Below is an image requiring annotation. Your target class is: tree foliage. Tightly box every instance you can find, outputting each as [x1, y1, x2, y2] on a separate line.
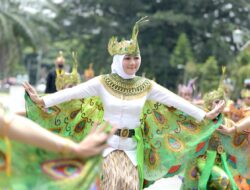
[2, 0, 250, 97]
[200, 56, 219, 93]
[0, 0, 58, 78]
[170, 33, 193, 67]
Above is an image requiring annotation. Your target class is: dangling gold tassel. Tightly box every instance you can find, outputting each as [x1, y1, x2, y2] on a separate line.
[3, 116, 12, 176]
[4, 135, 11, 176]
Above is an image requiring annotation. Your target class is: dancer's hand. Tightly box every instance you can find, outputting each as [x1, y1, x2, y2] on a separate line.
[217, 124, 234, 135]
[205, 100, 225, 119]
[73, 121, 117, 158]
[23, 82, 44, 107]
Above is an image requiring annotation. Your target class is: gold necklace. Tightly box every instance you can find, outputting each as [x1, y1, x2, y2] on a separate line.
[100, 74, 152, 100]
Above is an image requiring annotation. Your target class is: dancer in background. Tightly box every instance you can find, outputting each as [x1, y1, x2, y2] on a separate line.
[181, 85, 238, 190]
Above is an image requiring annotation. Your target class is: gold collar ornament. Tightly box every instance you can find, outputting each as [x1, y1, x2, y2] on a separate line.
[100, 74, 152, 100]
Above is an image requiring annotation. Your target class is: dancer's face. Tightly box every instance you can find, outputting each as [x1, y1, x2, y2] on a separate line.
[211, 99, 221, 109]
[180, 92, 192, 101]
[122, 55, 141, 75]
[231, 113, 241, 122]
[55, 58, 64, 69]
[244, 97, 250, 106]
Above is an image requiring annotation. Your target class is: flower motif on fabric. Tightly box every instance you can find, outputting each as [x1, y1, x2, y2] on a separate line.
[49, 127, 62, 134]
[46, 106, 61, 116]
[177, 120, 200, 134]
[74, 119, 87, 133]
[233, 133, 247, 147]
[189, 166, 199, 179]
[167, 164, 182, 175]
[144, 149, 160, 170]
[164, 135, 184, 152]
[70, 109, 81, 119]
[153, 110, 167, 125]
[144, 121, 150, 136]
[195, 141, 207, 153]
[41, 159, 83, 180]
[165, 106, 176, 112]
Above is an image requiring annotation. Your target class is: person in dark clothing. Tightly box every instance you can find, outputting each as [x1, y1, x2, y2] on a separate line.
[45, 52, 65, 93]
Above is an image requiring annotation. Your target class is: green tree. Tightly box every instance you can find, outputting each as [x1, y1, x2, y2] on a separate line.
[231, 50, 250, 98]
[3, 0, 248, 88]
[51, 0, 250, 90]
[170, 33, 193, 67]
[169, 33, 194, 86]
[0, 0, 58, 78]
[200, 56, 219, 93]
[53, 0, 147, 75]
[183, 61, 199, 84]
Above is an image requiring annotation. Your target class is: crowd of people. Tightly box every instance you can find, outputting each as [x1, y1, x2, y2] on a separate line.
[0, 17, 249, 190]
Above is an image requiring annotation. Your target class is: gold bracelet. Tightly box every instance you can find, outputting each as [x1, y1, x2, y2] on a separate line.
[37, 100, 45, 109]
[60, 138, 75, 155]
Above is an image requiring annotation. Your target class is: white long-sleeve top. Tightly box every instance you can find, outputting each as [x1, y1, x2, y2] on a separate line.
[43, 75, 206, 165]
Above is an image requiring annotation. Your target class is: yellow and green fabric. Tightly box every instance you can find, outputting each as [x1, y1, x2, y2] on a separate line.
[0, 94, 223, 190]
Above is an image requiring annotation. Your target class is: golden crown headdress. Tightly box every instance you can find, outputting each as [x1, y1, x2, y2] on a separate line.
[108, 16, 149, 56]
[55, 51, 65, 63]
[55, 52, 80, 91]
[203, 67, 227, 110]
[241, 89, 250, 98]
[84, 63, 95, 80]
[228, 104, 245, 120]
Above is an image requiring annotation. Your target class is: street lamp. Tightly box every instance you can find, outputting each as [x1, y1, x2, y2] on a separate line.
[232, 28, 243, 50]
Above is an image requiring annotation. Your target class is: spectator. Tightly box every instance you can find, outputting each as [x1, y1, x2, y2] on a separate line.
[45, 51, 65, 93]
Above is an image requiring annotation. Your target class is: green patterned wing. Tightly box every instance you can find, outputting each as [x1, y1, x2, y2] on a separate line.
[0, 94, 104, 190]
[219, 131, 250, 179]
[25, 93, 104, 142]
[142, 100, 222, 181]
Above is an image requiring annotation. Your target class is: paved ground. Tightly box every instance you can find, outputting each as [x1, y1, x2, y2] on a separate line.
[145, 176, 182, 190]
[0, 86, 183, 190]
[0, 86, 25, 112]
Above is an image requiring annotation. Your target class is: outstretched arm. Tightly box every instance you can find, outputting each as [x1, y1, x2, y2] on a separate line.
[0, 113, 116, 158]
[218, 116, 250, 135]
[237, 116, 250, 131]
[147, 82, 225, 121]
[23, 76, 100, 108]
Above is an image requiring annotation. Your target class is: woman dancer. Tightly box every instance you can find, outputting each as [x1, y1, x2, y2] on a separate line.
[24, 17, 225, 190]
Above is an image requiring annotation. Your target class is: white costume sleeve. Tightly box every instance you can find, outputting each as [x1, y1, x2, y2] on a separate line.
[147, 81, 206, 121]
[42, 77, 100, 108]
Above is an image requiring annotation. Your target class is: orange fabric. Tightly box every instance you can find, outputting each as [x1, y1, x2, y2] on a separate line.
[234, 175, 250, 190]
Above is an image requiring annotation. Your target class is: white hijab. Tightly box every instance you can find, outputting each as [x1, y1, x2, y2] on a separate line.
[111, 55, 136, 79]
